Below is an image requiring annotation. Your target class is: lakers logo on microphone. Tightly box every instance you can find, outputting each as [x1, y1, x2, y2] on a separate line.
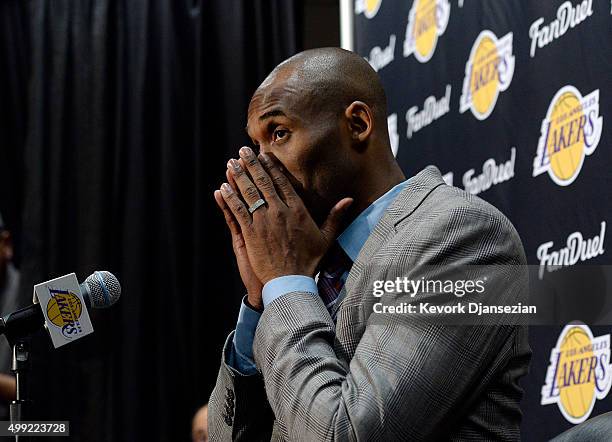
[403, 0, 450, 63]
[541, 324, 612, 424]
[460, 30, 514, 120]
[46, 289, 84, 338]
[355, 0, 383, 19]
[533, 86, 602, 186]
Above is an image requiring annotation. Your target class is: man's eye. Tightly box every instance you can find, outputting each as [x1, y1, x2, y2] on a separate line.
[273, 129, 288, 142]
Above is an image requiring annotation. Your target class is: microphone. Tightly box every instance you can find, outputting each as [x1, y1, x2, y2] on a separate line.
[0, 271, 121, 343]
[79, 270, 122, 310]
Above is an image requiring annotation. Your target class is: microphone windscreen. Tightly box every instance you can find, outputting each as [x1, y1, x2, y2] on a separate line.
[83, 271, 121, 308]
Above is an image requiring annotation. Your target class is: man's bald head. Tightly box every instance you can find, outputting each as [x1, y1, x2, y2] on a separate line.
[245, 47, 402, 225]
[258, 47, 388, 124]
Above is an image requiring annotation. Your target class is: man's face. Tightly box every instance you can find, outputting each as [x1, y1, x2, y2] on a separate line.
[246, 68, 356, 224]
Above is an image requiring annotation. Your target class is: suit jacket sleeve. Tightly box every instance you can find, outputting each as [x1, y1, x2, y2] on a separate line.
[208, 331, 274, 441]
[252, 204, 528, 441]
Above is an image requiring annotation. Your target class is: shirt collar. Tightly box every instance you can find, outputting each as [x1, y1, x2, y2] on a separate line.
[337, 180, 408, 262]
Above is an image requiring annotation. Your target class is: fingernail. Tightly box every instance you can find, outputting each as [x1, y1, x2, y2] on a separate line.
[228, 159, 241, 172]
[259, 153, 271, 166]
[239, 146, 254, 158]
[221, 183, 233, 194]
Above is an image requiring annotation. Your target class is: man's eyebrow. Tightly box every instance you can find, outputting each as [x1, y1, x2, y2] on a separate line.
[245, 109, 288, 133]
[259, 109, 286, 121]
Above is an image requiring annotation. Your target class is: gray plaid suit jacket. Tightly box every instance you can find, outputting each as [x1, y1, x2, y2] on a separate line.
[209, 165, 531, 441]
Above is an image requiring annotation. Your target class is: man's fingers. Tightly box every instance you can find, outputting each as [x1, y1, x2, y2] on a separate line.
[214, 190, 242, 237]
[227, 146, 279, 208]
[237, 147, 279, 202]
[220, 183, 252, 226]
[320, 198, 354, 243]
[259, 152, 299, 204]
[215, 190, 249, 257]
[226, 168, 243, 202]
[227, 157, 263, 207]
[226, 168, 236, 190]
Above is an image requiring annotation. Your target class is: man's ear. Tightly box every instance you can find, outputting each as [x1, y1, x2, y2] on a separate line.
[344, 101, 373, 144]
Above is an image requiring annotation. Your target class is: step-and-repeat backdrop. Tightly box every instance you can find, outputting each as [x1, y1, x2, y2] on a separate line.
[351, 0, 612, 439]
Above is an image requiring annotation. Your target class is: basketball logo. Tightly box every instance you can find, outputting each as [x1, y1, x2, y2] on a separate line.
[46, 290, 84, 338]
[355, 0, 383, 19]
[541, 324, 612, 424]
[459, 30, 514, 120]
[533, 86, 602, 186]
[403, 0, 450, 63]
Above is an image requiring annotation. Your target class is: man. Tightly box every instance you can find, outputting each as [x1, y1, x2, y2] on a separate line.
[209, 48, 530, 441]
[0, 212, 18, 416]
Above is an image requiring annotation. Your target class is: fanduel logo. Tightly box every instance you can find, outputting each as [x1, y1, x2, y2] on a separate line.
[365, 34, 396, 72]
[463, 147, 515, 195]
[537, 222, 606, 280]
[529, 0, 594, 58]
[406, 85, 451, 139]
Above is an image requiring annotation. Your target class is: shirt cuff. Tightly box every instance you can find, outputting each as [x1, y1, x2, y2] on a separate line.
[227, 296, 262, 375]
[262, 275, 318, 307]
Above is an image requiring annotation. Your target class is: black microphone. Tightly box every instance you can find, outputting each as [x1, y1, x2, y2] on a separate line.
[0, 271, 121, 342]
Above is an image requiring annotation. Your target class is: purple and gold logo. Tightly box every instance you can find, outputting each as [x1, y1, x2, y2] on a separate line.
[355, 0, 383, 19]
[459, 30, 514, 120]
[542, 324, 612, 424]
[403, 0, 450, 63]
[46, 289, 84, 339]
[533, 86, 602, 186]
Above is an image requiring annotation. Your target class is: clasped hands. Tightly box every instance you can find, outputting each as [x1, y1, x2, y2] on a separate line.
[213, 147, 352, 310]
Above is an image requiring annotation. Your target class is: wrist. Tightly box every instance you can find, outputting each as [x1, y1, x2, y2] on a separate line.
[260, 269, 316, 286]
[245, 294, 263, 312]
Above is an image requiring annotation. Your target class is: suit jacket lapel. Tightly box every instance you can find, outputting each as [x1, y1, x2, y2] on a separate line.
[329, 165, 446, 319]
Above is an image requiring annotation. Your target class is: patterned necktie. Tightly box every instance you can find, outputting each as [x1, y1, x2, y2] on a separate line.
[317, 242, 353, 315]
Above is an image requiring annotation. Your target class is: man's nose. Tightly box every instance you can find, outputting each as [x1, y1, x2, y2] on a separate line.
[258, 144, 272, 156]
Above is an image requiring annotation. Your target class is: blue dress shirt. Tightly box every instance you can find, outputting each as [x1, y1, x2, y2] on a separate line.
[228, 180, 408, 374]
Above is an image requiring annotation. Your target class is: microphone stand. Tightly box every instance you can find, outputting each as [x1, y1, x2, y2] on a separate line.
[0, 308, 38, 442]
[10, 338, 31, 442]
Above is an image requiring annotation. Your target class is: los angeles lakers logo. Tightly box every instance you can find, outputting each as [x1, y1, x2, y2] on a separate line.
[46, 289, 84, 338]
[541, 324, 612, 424]
[354, 0, 383, 19]
[403, 0, 450, 63]
[459, 30, 514, 120]
[533, 86, 602, 186]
